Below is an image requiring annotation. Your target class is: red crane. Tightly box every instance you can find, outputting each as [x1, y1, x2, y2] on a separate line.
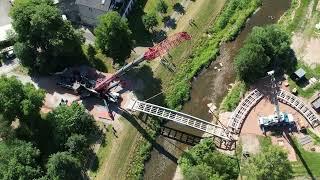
[94, 32, 191, 92]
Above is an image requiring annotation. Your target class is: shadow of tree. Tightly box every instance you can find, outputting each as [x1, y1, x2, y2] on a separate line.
[173, 3, 185, 14]
[121, 111, 178, 163]
[284, 132, 316, 180]
[164, 17, 177, 29]
[127, 0, 153, 47]
[124, 64, 165, 105]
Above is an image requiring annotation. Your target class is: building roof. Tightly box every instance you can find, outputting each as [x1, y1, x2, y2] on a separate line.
[294, 68, 306, 79]
[311, 97, 320, 109]
[75, 0, 112, 11]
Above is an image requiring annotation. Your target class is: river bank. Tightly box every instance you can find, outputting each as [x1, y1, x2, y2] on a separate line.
[144, 0, 282, 179]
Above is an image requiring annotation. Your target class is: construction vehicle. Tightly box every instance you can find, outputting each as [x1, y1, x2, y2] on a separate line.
[259, 70, 295, 132]
[56, 32, 191, 119]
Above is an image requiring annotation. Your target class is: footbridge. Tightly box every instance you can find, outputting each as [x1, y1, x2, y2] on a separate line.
[277, 89, 320, 128]
[228, 89, 264, 134]
[127, 99, 233, 141]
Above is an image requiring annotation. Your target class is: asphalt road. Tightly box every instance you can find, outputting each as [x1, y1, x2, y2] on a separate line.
[0, 0, 12, 26]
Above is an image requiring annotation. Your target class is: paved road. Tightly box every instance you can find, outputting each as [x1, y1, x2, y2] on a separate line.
[0, 0, 12, 26]
[0, 58, 19, 75]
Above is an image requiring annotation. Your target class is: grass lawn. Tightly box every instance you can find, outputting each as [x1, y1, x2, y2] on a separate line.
[144, 0, 180, 14]
[88, 124, 115, 178]
[294, 142, 320, 178]
[289, 134, 320, 179]
[308, 129, 320, 145]
[288, 62, 320, 98]
[93, 118, 139, 180]
[155, 0, 227, 89]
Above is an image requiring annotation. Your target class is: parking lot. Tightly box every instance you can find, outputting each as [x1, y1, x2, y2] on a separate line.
[0, 0, 12, 26]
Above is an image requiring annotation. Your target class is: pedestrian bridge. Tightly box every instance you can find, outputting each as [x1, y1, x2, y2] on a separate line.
[277, 89, 320, 128]
[127, 99, 233, 141]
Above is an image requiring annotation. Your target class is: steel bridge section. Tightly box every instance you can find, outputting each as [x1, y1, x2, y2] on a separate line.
[127, 99, 232, 141]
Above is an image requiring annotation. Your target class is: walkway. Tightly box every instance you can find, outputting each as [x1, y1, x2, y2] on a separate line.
[277, 89, 320, 128]
[127, 99, 233, 141]
[227, 89, 264, 134]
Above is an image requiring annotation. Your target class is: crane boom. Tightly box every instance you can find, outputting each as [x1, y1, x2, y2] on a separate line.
[94, 32, 191, 91]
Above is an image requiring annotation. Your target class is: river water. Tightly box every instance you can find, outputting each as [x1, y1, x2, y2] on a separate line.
[144, 0, 291, 179]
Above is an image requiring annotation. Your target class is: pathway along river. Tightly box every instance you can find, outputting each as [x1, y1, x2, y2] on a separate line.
[144, 0, 291, 179]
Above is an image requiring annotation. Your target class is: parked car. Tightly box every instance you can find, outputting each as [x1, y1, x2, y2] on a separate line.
[5, 50, 15, 60]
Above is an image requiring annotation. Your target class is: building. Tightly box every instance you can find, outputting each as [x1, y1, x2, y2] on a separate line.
[75, 0, 135, 26]
[311, 96, 320, 112]
[292, 68, 306, 82]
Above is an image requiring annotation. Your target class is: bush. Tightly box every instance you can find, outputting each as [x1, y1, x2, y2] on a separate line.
[220, 81, 247, 112]
[178, 139, 239, 180]
[142, 13, 158, 30]
[156, 0, 168, 13]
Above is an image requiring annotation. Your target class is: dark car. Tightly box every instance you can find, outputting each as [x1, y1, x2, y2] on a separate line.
[5, 50, 15, 60]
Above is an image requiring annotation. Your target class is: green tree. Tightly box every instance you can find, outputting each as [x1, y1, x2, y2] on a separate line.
[156, 0, 168, 13]
[95, 11, 132, 63]
[234, 25, 292, 83]
[0, 115, 14, 140]
[242, 146, 293, 180]
[47, 103, 97, 149]
[65, 134, 89, 161]
[46, 152, 81, 180]
[10, 0, 84, 72]
[0, 140, 42, 179]
[178, 139, 239, 180]
[0, 76, 45, 121]
[21, 83, 45, 120]
[0, 76, 24, 120]
[143, 13, 158, 31]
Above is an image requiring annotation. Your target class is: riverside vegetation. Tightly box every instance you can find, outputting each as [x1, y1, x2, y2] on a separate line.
[165, 0, 262, 109]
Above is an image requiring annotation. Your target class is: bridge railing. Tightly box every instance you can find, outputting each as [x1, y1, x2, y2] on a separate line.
[227, 89, 264, 134]
[277, 89, 320, 128]
[127, 99, 233, 141]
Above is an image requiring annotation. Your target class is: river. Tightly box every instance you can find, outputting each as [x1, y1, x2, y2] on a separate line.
[144, 0, 291, 179]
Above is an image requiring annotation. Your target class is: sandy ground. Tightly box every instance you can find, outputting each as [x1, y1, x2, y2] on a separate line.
[172, 166, 183, 180]
[290, 0, 320, 68]
[241, 134, 261, 155]
[291, 33, 320, 68]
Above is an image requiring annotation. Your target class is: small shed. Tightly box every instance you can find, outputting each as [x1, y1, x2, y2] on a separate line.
[293, 68, 306, 81]
[311, 97, 320, 112]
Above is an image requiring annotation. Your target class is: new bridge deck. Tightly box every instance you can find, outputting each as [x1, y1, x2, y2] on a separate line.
[127, 99, 233, 141]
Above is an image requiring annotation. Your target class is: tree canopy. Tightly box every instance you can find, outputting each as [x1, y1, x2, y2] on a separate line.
[10, 0, 84, 72]
[0, 140, 42, 180]
[46, 152, 81, 180]
[234, 25, 292, 83]
[156, 0, 168, 13]
[242, 145, 293, 180]
[47, 103, 97, 149]
[143, 13, 158, 31]
[178, 139, 239, 180]
[0, 76, 45, 121]
[95, 11, 133, 64]
[65, 134, 89, 161]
